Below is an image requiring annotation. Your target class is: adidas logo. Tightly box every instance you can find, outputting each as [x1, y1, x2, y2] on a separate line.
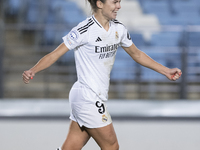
[95, 37, 102, 42]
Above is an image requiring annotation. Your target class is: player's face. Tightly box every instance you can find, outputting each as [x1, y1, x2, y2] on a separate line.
[101, 0, 121, 20]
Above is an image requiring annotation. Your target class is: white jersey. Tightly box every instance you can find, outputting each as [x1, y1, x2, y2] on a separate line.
[63, 15, 133, 100]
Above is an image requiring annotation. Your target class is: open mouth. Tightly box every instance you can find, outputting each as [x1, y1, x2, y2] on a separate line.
[113, 11, 118, 15]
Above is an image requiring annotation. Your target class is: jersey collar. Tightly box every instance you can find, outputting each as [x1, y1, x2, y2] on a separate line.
[92, 15, 112, 31]
[92, 15, 102, 28]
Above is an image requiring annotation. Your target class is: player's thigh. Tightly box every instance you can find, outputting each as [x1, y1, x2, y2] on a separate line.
[62, 121, 91, 150]
[86, 123, 119, 150]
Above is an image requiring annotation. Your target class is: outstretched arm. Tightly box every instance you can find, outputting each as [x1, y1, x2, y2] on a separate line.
[22, 43, 69, 84]
[122, 44, 182, 81]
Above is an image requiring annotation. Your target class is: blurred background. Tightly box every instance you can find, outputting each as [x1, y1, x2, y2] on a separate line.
[0, 0, 200, 99]
[0, 0, 200, 150]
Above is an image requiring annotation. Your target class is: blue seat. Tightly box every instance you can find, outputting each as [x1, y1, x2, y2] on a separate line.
[191, 0, 200, 4]
[45, 12, 56, 24]
[151, 32, 181, 47]
[157, 12, 200, 25]
[142, 0, 169, 14]
[142, 48, 167, 66]
[26, 6, 40, 23]
[115, 47, 130, 59]
[165, 53, 182, 69]
[54, 30, 70, 44]
[173, 1, 199, 13]
[111, 60, 135, 81]
[6, 0, 23, 16]
[62, 10, 85, 24]
[42, 0, 85, 44]
[26, 1, 41, 23]
[141, 66, 165, 81]
[140, 50, 166, 81]
[156, 12, 173, 25]
[111, 48, 136, 81]
[142, 0, 200, 25]
[140, 47, 181, 81]
[50, 0, 86, 25]
[43, 26, 70, 45]
[58, 49, 75, 64]
[50, 0, 79, 12]
[179, 12, 200, 25]
[43, 29, 56, 45]
[130, 33, 145, 46]
[188, 32, 200, 47]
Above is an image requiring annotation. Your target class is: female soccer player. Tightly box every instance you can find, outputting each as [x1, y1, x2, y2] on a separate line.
[22, 0, 182, 150]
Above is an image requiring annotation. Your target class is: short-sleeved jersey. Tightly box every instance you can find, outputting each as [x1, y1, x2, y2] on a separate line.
[63, 15, 133, 101]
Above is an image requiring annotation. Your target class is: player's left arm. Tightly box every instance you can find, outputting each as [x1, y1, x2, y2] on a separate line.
[122, 43, 182, 81]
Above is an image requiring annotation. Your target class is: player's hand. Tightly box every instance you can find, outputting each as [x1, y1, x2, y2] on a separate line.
[22, 70, 35, 84]
[166, 68, 182, 81]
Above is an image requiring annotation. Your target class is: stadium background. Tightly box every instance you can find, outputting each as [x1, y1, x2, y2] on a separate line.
[0, 0, 200, 150]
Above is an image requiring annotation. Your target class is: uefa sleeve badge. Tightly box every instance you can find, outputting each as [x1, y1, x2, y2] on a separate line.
[69, 30, 79, 41]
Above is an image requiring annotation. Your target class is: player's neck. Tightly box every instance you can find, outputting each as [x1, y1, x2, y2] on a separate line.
[94, 13, 110, 31]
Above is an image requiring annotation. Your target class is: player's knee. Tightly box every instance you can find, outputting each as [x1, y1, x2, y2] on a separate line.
[108, 138, 119, 150]
[104, 141, 119, 150]
[114, 141, 119, 150]
[110, 138, 119, 150]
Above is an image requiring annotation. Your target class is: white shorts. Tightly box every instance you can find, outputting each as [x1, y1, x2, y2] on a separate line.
[69, 81, 112, 128]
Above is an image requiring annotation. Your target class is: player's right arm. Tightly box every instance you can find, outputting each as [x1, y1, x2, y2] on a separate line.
[22, 43, 69, 84]
[122, 44, 182, 81]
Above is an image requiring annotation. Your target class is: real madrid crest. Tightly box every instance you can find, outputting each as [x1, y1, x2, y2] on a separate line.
[115, 31, 119, 40]
[102, 114, 108, 123]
